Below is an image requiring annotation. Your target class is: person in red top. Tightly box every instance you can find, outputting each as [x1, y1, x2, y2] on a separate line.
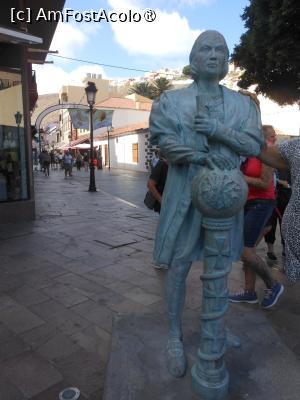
[230, 125, 284, 309]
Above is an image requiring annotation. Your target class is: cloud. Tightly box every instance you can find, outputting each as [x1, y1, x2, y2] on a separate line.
[49, 22, 88, 57]
[107, 0, 202, 57]
[173, 0, 212, 6]
[34, 64, 106, 95]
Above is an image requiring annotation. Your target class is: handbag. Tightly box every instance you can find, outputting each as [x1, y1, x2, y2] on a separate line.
[144, 191, 156, 210]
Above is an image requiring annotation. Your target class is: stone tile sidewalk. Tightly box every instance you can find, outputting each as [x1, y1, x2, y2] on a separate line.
[0, 170, 299, 399]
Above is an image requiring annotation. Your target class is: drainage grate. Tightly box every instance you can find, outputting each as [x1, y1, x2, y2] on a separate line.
[59, 387, 80, 400]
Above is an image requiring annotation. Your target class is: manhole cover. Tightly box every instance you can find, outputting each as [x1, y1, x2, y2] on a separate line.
[59, 387, 80, 400]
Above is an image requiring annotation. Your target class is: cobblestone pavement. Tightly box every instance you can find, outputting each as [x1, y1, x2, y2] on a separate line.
[0, 168, 299, 399]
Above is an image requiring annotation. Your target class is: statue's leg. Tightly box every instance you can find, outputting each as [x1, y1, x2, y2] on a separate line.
[165, 260, 191, 378]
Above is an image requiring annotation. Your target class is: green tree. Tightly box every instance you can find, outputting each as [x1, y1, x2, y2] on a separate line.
[182, 65, 191, 77]
[151, 77, 173, 99]
[128, 81, 155, 99]
[232, 0, 299, 105]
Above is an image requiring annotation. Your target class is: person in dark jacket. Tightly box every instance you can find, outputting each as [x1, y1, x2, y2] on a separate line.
[147, 155, 168, 214]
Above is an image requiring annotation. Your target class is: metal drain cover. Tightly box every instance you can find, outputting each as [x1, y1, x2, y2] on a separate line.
[59, 387, 80, 400]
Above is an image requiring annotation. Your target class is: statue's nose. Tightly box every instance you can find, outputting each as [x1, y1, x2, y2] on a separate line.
[209, 49, 217, 59]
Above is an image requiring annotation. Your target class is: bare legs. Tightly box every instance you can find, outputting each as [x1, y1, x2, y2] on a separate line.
[242, 247, 275, 290]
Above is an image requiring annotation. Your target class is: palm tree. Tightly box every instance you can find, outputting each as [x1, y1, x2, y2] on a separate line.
[128, 81, 155, 100]
[151, 77, 173, 99]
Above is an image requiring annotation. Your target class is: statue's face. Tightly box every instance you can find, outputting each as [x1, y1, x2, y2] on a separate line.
[191, 34, 228, 81]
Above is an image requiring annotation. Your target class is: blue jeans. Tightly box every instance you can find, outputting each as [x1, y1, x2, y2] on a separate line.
[244, 199, 275, 247]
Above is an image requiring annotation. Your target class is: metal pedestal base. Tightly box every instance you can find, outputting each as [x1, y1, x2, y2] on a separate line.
[191, 364, 229, 400]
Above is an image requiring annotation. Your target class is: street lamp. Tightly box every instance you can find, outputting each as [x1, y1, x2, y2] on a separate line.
[14, 111, 23, 164]
[107, 126, 114, 171]
[15, 111, 23, 197]
[85, 81, 97, 192]
[15, 111, 22, 126]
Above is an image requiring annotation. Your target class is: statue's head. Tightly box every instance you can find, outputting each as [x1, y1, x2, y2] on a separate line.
[189, 30, 229, 82]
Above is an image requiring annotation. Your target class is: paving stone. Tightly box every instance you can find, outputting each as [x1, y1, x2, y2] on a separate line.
[104, 279, 137, 294]
[0, 322, 16, 343]
[109, 298, 151, 315]
[29, 300, 90, 335]
[16, 270, 53, 290]
[0, 375, 25, 400]
[0, 272, 25, 292]
[1, 352, 62, 398]
[82, 270, 115, 286]
[9, 285, 50, 306]
[0, 337, 30, 361]
[30, 380, 79, 400]
[70, 301, 115, 333]
[54, 349, 105, 397]
[0, 295, 19, 312]
[54, 272, 106, 297]
[22, 323, 59, 349]
[36, 332, 80, 361]
[122, 287, 162, 306]
[71, 324, 111, 363]
[60, 260, 98, 274]
[0, 304, 45, 334]
[41, 283, 88, 307]
[86, 389, 103, 400]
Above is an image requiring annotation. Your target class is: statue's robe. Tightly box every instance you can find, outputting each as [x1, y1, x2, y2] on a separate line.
[150, 82, 264, 266]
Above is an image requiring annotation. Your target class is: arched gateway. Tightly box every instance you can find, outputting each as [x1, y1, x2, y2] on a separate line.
[34, 103, 89, 152]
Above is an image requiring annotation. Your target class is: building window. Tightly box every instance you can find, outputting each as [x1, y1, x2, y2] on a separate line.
[132, 143, 138, 163]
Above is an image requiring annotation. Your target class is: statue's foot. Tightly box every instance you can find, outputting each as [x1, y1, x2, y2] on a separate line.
[166, 338, 187, 378]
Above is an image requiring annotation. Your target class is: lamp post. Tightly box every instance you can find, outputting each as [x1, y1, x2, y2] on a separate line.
[14, 111, 24, 197]
[107, 126, 114, 171]
[15, 111, 22, 162]
[85, 81, 97, 192]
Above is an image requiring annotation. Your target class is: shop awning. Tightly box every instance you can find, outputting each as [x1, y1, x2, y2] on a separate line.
[73, 143, 90, 149]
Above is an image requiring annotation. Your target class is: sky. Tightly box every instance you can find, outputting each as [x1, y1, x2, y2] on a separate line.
[34, 0, 251, 94]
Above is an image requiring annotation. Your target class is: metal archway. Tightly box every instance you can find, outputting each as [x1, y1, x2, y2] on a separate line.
[35, 103, 89, 131]
[34, 103, 89, 152]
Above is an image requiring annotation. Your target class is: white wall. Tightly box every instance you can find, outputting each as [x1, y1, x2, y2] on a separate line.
[258, 95, 299, 136]
[94, 108, 150, 137]
[96, 131, 148, 172]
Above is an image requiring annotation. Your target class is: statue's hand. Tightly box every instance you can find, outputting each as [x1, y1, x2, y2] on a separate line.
[189, 152, 207, 165]
[195, 112, 217, 137]
[206, 153, 235, 170]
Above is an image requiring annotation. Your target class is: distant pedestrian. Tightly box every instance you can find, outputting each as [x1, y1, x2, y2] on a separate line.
[147, 157, 168, 214]
[76, 153, 83, 171]
[50, 151, 55, 170]
[58, 152, 63, 170]
[63, 150, 73, 178]
[83, 152, 89, 172]
[151, 149, 160, 171]
[146, 156, 168, 270]
[43, 151, 51, 177]
[97, 147, 103, 170]
[54, 152, 59, 170]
